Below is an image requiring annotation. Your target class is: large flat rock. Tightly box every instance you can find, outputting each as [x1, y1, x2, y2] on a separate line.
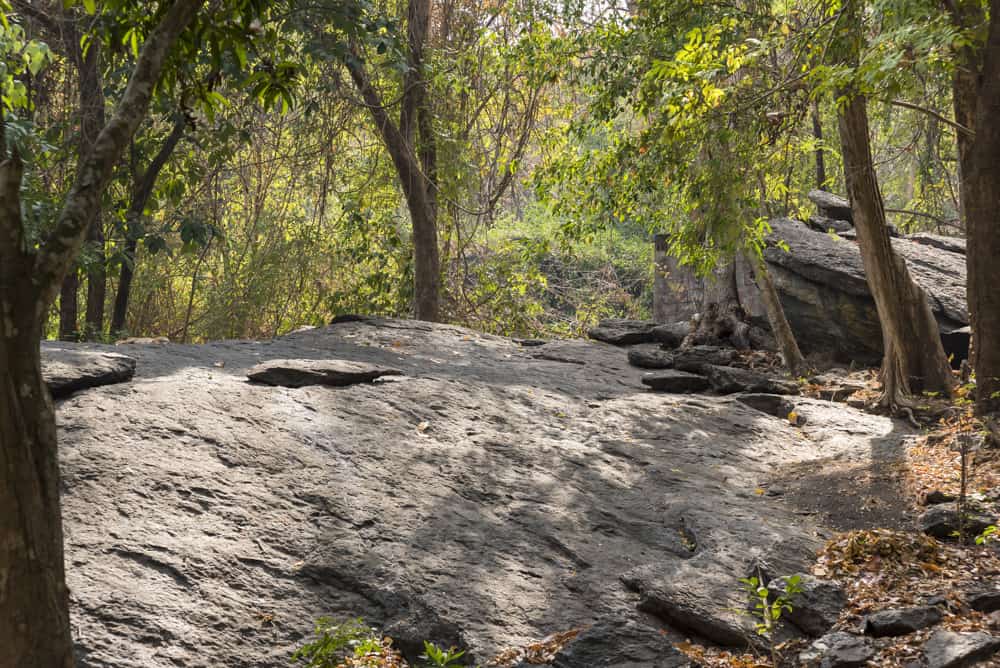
[41, 346, 136, 398]
[54, 319, 907, 666]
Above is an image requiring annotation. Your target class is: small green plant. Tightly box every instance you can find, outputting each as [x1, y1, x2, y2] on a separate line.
[419, 641, 466, 667]
[739, 575, 802, 637]
[976, 525, 998, 546]
[292, 617, 372, 667]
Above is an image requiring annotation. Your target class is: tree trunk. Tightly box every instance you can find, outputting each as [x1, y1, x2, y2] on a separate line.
[58, 273, 79, 340]
[683, 261, 751, 349]
[748, 253, 806, 375]
[111, 234, 137, 334]
[834, 2, 954, 405]
[961, 0, 1000, 416]
[812, 97, 827, 190]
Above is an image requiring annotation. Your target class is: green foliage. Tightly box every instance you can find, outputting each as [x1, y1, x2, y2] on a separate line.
[419, 642, 465, 668]
[292, 617, 373, 667]
[739, 574, 803, 637]
[976, 525, 998, 546]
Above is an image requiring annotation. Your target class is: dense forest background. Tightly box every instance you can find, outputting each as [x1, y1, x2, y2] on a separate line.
[9, 0, 971, 343]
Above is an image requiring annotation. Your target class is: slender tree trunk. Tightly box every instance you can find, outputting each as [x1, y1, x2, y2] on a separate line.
[833, 2, 954, 405]
[748, 253, 806, 375]
[961, 0, 1000, 417]
[812, 97, 827, 190]
[111, 234, 138, 334]
[58, 274, 79, 340]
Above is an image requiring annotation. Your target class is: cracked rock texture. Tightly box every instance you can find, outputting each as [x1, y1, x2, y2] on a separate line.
[52, 318, 909, 666]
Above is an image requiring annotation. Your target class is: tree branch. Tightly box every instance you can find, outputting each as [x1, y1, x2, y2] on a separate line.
[33, 0, 205, 314]
[887, 98, 975, 137]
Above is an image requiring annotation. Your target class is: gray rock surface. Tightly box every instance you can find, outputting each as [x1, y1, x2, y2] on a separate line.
[771, 574, 846, 637]
[800, 631, 875, 668]
[640, 369, 710, 393]
[627, 345, 674, 369]
[766, 218, 968, 364]
[806, 216, 853, 235]
[701, 365, 799, 396]
[587, 319, 658, 345]
[864, 605, 942, 637]
[670, 346, 740, 371]
[549, 619, 687, 667]
[923, 630, 1000, 668]
[965, 589, 1000, 614]
[907, 233, 966, 256]
[919, 504, 995, 540]
[42, 346, 137, 398]
[651, 322, 691, 349]
[807, 190, 854, 222]
[52, 318, 908, 666]
[247, 358, 401, 387]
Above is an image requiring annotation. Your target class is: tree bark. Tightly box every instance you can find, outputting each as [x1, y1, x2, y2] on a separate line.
[343, 0, 441, 322]
[960, 0, 1000, 416]
[0, 152, 75, 668]
[748, 253, 806, 375]
[833, 0, 954, 406]
[812, 97, 827, 190]
[0, 2, 205, 664]
[58, 274, 79, 340]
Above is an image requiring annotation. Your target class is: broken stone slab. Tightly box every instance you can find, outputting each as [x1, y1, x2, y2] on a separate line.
[864, 605, 942, 637]
[771, 574, 846, 637]
[586, 319, 658, 346]
[919, 504, 995, 541]
[922, 490, 957, 506]
[702, 365, 800, 396]
[628, 345, 674, 369]
[807, 216, 854, 235]
[670, 346, 740, 371]
[247, 359, 402, 388]
[652, 321, 691, 349]
[42, 348, 137, 398]
[641, 370, 710, 393]
[736, 393, 797, 419]
[799, 631, 875, 668]
[908, 233, 967, 256]
[807, 190, 853, 223]
[923, 630, 1000, 668]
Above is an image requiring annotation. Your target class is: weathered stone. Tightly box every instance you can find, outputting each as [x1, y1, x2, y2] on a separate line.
[919, 504, 995, 541]
[550, 619, 688, 667]
[736, 393, 796, 419]
[923, 630, 1000, 668]
[806, 216, 854, 235]
[765, 218, 968, 365]
[587, 319, 659, 346]
[908, 233, 966, 256]
[864, 605, 942, 637]
[41, 346, 137, 398]
[49, 318, 908, 666]
[799, 631, 875, 668]
[670, 345, 740, 371]
[702, 365, 800, 396]
[628, 345, 675, 369]
[808, 190, 853, 222]
[922, 490, 957, 506]
[652, 321, 691, 349]
[771, 574, 846, 637]
[965, 590, 1000, 614]
[641, 369, 710, 393]
[247, 358, 401, 387]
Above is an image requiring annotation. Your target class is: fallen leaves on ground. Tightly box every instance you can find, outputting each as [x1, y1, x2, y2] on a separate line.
[488, 628, 582, 666]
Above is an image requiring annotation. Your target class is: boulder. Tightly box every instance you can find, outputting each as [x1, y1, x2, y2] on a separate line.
[771, 574, 846, 637]
[919, 504, 995, 541]
[799, 631, 875, 668]
[701, 365, 800, 396]
[41, 347, 137, 398]
[863, 605, 942, 637]
[923, 630, 1000, 668]
[807, 190, 853, 222]
[628, 345, 674, 369]
[736, 393, 796, 419]
[586, 319, 658, 346]
[549, 619, 688, 667]
[641, 370, 710, 393]
[765, 218, 968, 365]
[247, 359, 401, 387]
